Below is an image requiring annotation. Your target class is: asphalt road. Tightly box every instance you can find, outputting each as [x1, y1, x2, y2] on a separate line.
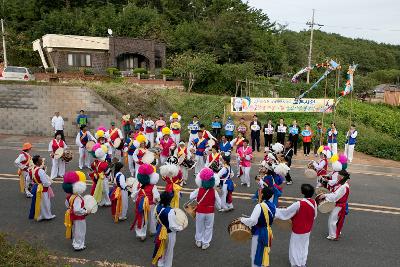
[1, 147, 399, 267]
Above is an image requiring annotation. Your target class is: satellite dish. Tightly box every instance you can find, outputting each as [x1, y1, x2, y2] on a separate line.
[107, 28, 113, 36]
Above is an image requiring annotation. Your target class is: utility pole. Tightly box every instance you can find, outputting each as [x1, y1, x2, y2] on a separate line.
[306, 9, 323, 84]
[1, 19, 7, 68]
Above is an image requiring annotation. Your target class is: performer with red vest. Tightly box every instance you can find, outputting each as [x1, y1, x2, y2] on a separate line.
[15, 142, 33, 197]
[241, 187, 275, 267]
[237, 139, 253, 187]
[132, 134, 148, 177]
[160, 158, 182, 209]
[63, 171, 88, 251]
[131, 163, 160, 241]
[89, 143, 111, 206]
[155, 114, 166, 143]
[48, 132, 67, 179]
[177, 141, 190, 184]
[323, 170, 351, 241]
[158, 127, 176, 165]
[108, 121, 124, 161]
[206, 145, 221, 172]
[230, 132, 245, 178]
[189, 167, 221, 250]
[28, 155, 55, 221]
[144, 115, 156, 147]
[75, 125, 96, 170]
[275, 184, 317, 267]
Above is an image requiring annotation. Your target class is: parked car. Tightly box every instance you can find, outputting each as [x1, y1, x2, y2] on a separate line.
[0, 66, 35, 81]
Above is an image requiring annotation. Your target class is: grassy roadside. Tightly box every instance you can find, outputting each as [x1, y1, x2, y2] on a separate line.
[89, 81, 399, 161]
[0, 233, 58, 266]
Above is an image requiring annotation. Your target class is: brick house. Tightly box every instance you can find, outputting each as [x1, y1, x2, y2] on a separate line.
[32, 34, 166, 74]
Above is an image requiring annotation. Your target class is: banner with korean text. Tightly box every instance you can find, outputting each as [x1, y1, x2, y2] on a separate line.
[231, 97, 334, 113]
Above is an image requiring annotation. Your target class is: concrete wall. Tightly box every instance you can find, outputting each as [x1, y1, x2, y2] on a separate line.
[0, 84, 122, 137]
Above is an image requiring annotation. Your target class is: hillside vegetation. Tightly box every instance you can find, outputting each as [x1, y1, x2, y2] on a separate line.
[91, 81, 400, 161]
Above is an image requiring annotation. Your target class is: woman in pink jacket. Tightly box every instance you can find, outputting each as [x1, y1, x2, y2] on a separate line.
[237, 139, 253, 187]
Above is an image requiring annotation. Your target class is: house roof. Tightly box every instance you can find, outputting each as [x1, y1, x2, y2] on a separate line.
[37, 34, 109, 50]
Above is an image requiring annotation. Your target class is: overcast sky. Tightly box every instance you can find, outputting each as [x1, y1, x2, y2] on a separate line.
[247, 0, 400, 45]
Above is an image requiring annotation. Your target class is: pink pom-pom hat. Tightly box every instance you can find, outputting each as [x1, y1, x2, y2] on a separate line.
[199, 167, 214, 181]
[64, 171, 79, 184]
[338, 154, 348, 164]
[97, 126, 107, 132]
[92, 143, 101, 152]
[138, 163, 154, 176]
[323, 146, 331, 151]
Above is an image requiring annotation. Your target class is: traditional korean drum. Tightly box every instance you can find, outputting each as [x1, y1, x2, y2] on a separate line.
[62, 150, 73, 162]
[113, 137, 122, 149]
[315, 193, 335, 213]
[174, 208, 188, 230]
[228, 218, 251, 242]
[54, 148, 64, 159]
[304, 162, 317, 179]
[126, 177, 139, 193]
[86, 141, 95, 151]
[83, 195, 98, 214]
[183, 199, 197, 218]
[181, 159, 196, 169]
[315, 186, 330, 195]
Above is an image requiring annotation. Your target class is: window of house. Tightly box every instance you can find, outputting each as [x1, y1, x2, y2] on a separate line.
[67, 53, 91, 67]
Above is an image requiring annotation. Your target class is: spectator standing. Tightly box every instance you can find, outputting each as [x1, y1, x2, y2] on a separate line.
[224, 116, 235, 142]
[313, 122, 324, 157]
[237, 117, 248, 138]
[276, 118, 287, 145]
[289, 120, 300, 155]
[249, 115, 261, 152]
[51, 111, 65, 141]
[76, 110, 88, 128]
[211, 115, 222, 140]
[327, 122, 338, 155]
[263, 119, 274, 148]
[301, 123, 313, 157]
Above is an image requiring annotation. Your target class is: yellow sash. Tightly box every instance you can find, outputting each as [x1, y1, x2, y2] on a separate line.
[260, 202, 273, 267]
[171, 181, 182, 209]
[93, 172, 104, 203]
[152, 208, 168, 265]
[64, 195, 78, 239]
[114, 187, 122, 223]
[32, 167, 44, 221]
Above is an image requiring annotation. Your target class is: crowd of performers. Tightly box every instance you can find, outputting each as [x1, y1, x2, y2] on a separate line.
[14, 112, 352, 267]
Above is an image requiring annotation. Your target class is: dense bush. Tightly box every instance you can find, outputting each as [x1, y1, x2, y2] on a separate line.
[133, 68, 148, 74]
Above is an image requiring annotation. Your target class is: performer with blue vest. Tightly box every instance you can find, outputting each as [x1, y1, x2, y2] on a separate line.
[188, 115, 201, 144]
[224, 116, 235, 141]
[218, 156, 234, 211]
[123, 130, 137, 177]
[288, 120, 300, 156]
[327, 122, 338, 155]
[241, 187, 275, 267]
[75, 125, 96, 170]
[211, 115, 223, 139]
[345, 124, 357, 163]
[110, 162, 128, 222]
[152, 192, 184, 267]
[275, 184, 317, 267]
[191, 131, 209, 176]
[219, 135, 232, 159]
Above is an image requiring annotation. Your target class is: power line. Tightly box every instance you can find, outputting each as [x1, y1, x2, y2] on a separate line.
[277, 20, 400, 32]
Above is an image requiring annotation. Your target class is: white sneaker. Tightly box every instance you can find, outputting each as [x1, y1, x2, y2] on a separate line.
[326, 236, 335, 240]
[247, 184, 250, 188]
[202, 243, 210, 250]
[25, 192, 33, 198]
[195, 241, 202, 248]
